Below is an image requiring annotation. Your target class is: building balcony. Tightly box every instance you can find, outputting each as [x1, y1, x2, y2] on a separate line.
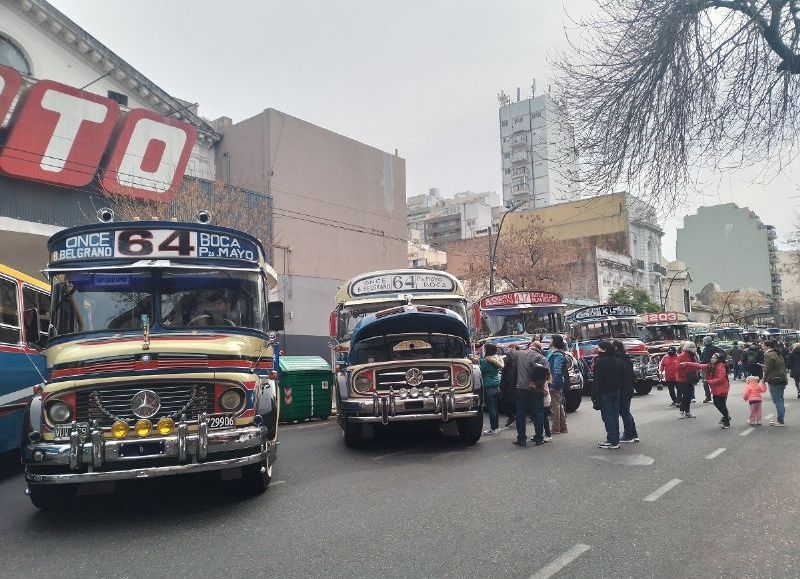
[635, 259, 645, 271]
[650, 263, 667, 275]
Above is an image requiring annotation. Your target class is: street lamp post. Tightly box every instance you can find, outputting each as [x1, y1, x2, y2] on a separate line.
[489, 200, 527, 295]
[661, 268, 689, 311]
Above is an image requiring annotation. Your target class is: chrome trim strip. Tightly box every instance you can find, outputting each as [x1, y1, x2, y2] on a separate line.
[349, 410, 479, 423]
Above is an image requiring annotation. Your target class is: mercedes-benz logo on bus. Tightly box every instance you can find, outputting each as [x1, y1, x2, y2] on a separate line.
[131, 390, 161, 418]
[405, 368, 424, 387]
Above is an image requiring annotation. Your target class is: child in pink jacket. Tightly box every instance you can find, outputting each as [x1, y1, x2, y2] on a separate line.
[742, 375, 768, 425]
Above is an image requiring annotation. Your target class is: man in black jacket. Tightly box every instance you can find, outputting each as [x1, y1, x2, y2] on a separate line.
[613, 340, 639, 443]
[592, 340, 621, 449]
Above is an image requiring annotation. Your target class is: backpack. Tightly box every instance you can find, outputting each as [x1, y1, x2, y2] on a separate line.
[685, 353, 701, 384]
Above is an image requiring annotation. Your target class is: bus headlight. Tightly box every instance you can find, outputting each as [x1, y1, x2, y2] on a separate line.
[219, 388, 245, 412]
[46, 400, 71, 423]
[455, 368, 471, 387]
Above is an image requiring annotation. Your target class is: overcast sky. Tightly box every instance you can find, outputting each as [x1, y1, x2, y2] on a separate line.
[50, 0, 798, 259]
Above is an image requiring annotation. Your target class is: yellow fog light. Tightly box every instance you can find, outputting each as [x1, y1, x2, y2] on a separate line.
[134, 419, 152, 437]
[156, 417, 175, 435]
[111, 420, 129, 438]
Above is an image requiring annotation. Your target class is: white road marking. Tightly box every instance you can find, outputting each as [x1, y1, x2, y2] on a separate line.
[643, 479, 682, 502]
[295, 422, 335, 430]
[370, 448, 418, 461]
[272, 480, 286, 486]
[705, 448, 726, 460]
[740, 427, 755, 437]
[528, 544, 592, 579]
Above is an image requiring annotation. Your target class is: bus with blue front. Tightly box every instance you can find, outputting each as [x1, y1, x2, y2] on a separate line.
[0, 264, 50, 459]
[20, 218, 284, 509]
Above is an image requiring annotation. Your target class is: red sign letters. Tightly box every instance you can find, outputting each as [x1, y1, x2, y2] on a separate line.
[0, 65, 196, 202]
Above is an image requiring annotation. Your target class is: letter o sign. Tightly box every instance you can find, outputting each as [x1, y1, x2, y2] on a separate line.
[102, 109, 196, 202]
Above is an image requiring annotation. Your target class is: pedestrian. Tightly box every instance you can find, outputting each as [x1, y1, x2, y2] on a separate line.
[592, 340, 621, 449]
[479, 343, 504, 435]
[681, 351, 732, 428]
[675, 341, 700, 418]
[729, 341, 743, 381]
[504, 345, 548, 446]
[742, 375, 767, 425]
[700, 336, 723, 403]
[500, 344, 518, 428]
[659, 347, 680, 406]
[613, 339, 639, 443]
[542, 378, 552, 443]
[546, 334, 569, 435]
[743, 342, 763, 379]
[787, 343, 800, 398]
[762, 340, 788, 427]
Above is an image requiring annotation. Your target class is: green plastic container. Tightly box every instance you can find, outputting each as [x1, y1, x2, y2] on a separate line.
[278, 356, 334, 423]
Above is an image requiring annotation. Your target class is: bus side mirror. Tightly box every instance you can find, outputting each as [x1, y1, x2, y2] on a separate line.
[268, 301, 285, 332]
[23, 308, 43, 347]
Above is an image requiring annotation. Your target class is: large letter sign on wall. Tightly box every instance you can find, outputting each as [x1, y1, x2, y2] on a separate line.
[0, 65, 21, 122]
[0, 80, 119, 187]
[0, 71, 197, 202]
[101, 109, 196, 202]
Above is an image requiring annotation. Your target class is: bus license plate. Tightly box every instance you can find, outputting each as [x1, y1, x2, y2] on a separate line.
[54, 423, 88, 440]
[208, 414, 234, 429]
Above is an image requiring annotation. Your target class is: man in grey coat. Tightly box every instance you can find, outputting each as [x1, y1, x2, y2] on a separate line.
[504, 346, 549, 446]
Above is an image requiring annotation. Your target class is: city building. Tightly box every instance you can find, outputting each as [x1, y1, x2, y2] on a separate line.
[0, 0, 407, 359]
[662, 260, 692, 314]
[778, 250, 800, 303]
[214, 110, 406, 357]
[676, 203, 782, 305]
[498, 89, 579, 209]
[446, 192, 665, 304]
[406, 189, 499, 249]
[408, 230, 447, 269]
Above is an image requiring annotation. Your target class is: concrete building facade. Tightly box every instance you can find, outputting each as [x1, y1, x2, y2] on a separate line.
[407, 189, 499, 250]
[215, 110, 407, 358]
[408, 230, 447, 270]
[676, 203, 782, 304]
[778, 250, 800, 303]
[498, 91, 579, 209]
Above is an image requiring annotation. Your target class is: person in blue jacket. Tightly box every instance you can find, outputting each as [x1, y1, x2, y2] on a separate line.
[479, 343, 504, 435]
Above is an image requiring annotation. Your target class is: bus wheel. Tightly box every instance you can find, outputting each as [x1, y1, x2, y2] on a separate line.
[456, 412, 483, 444]
[343, 421, 362, 448]
[634, 382, 653, 396]
[241, 456, 272, 494]
[27, 483, 77, 510]
[564, 390, 583, 413]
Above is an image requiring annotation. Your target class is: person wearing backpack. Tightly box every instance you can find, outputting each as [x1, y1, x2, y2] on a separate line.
[479, 343, 504, 435]
[700, 336, 723, 403]
[675, 341, 700, 418]
[762, 340, 788, 426]
[546, 334, 570, 435]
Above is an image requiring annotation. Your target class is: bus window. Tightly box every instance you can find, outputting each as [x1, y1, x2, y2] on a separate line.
[0, 277, 20, 345]
[22, 286, 51, 344]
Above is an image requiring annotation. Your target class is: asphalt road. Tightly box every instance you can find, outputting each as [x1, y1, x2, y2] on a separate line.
[1, 381, 799, 579]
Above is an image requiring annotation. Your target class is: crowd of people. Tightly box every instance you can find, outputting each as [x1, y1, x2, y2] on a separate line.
[477, 335, 792, 449]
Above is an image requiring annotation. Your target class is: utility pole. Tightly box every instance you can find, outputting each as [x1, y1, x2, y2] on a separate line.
[489, 199, 526, 294]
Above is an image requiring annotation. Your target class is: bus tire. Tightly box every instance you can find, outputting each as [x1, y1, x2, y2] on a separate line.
[241, 456, 272, 494]
[456, 412, 483, 444]
[343, 421, 362, 448]
[634, 382, 653, 396]
[564, 389, 583, 413]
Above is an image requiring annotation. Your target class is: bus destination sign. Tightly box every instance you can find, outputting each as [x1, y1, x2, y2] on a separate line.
[350, 272, 456, 296]
[50, 228, 259, 263]
[479, 291, 562, 309]
[572, 304, 637, 321]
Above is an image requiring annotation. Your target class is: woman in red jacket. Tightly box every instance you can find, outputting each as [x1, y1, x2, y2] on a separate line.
[675, 342, 700, 418]
[681, 351, 731, 428]
[659, 347, 680, 406]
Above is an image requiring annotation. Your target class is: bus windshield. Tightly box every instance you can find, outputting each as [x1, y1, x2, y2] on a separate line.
[339, 300, 467, 341]
[52, 272, 154, 335]
[51, 269, 265, 336]
[572, 319, 637, 341]
[714, 328, 743, 342]
[640, 324, 689, 343]
[350, 333, 468, 365]
[480, 310, 564, 337]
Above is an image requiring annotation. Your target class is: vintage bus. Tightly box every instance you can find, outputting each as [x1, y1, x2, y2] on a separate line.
[711, 323, 745, 350]
[568, 304, 658, 395]
[638, 311, 690, 362]
[473, 290, 566, 346]
[0, 265, 50, 457]
[331, 270, 468, 367]
[21, 219, 284, 509]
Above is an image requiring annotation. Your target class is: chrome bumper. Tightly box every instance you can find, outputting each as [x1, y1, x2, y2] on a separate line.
[24, 414, 271, 485]
[343, 390, 480, 425]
